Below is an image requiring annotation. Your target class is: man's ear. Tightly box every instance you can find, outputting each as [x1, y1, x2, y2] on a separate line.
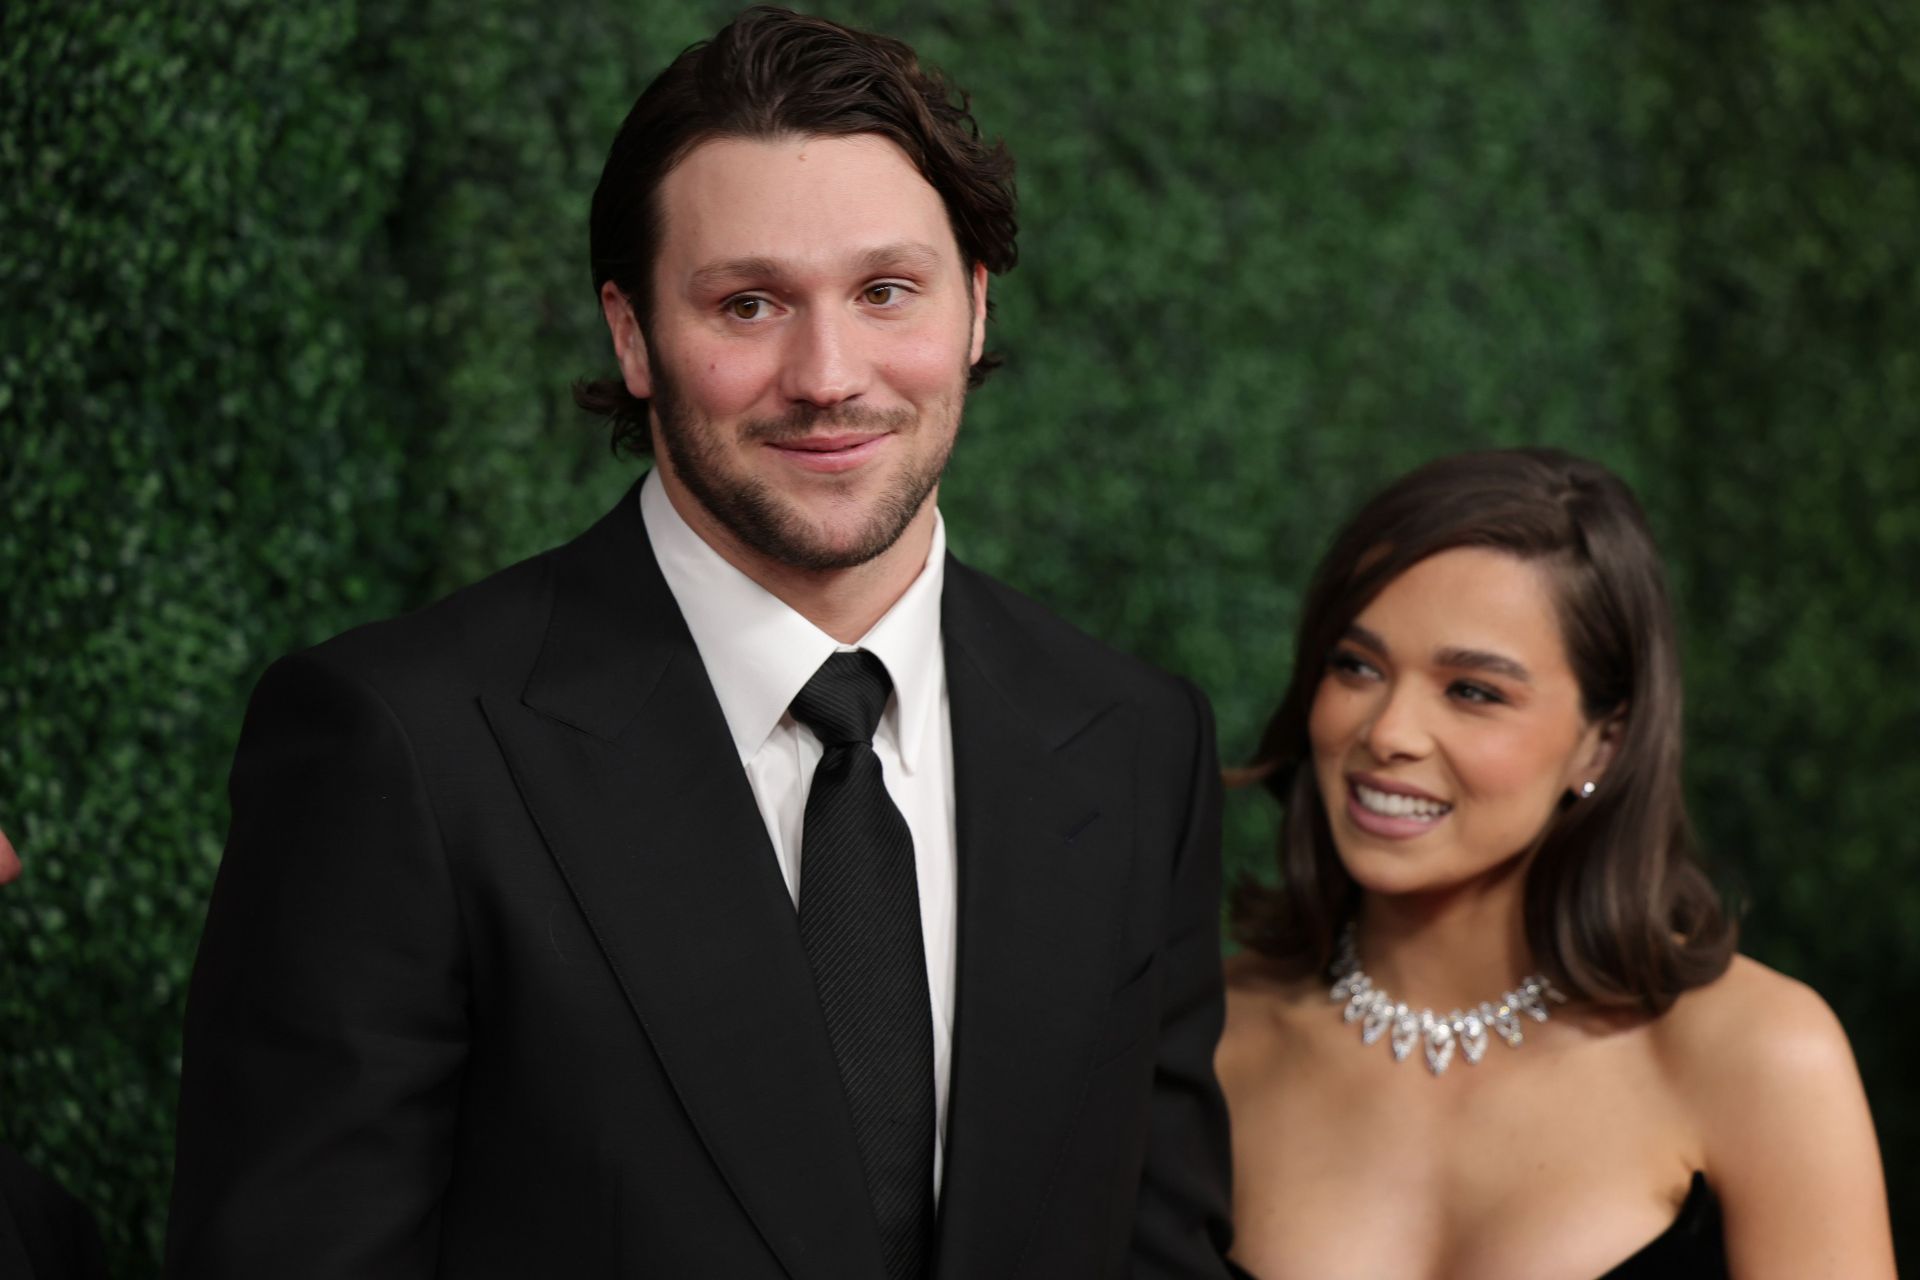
[967, 261, 989, 366]
[599, 281, 653, 400]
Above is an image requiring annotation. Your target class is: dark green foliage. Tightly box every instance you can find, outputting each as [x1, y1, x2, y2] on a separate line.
[1627, 2, 1920, 1230]
[2, 1, 1913, 1271]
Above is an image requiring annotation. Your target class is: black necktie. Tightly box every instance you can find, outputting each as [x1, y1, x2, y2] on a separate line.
[790, 650, 935, 1280]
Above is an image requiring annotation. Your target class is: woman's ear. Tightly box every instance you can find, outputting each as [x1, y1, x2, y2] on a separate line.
[599, 281, 653, 400]
[1570, 705, 1627, 797]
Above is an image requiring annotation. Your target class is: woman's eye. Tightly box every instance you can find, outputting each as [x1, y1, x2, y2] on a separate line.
[1329, 651, 1380, 680]
[1450, 681, 1504, 706]
[725, 297, 766, 320]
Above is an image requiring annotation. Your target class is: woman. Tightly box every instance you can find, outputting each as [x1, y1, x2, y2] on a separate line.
[1217, 449, 1895, 1278]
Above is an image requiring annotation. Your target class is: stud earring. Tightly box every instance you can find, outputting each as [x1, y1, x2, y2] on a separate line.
[1578, 781, 1597, 799]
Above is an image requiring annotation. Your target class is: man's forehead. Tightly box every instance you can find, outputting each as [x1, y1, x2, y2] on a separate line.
[654, 133, 962, 276]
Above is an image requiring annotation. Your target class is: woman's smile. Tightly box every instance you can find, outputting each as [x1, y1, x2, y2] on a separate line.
[1346, 775, 1452, 839]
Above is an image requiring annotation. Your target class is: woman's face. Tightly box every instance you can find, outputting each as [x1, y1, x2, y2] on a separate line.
[1308, 547, 1616, 897]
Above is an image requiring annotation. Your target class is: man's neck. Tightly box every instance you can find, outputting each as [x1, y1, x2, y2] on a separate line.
[659, 475, 938, 645]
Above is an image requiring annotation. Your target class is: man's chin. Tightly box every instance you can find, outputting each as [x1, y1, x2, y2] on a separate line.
[757, 517, 921, 573]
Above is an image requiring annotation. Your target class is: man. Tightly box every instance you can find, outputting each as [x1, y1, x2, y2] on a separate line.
[0, 828, 111, 1280]
[166, 8, 1232, 1276]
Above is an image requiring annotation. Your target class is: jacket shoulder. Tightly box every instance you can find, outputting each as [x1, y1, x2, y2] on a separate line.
[289, 538, 563, 707]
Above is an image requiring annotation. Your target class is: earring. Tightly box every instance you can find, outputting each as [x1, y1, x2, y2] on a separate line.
[1578, 781, 1597, 799]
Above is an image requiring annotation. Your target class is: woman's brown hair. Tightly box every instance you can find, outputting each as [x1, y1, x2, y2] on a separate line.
[574, 5, 1018, 456]
[1233, 447, 1735, 1012]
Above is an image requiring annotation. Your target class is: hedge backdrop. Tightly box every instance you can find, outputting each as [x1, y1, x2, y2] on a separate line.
[4, 0, 1916, 1271]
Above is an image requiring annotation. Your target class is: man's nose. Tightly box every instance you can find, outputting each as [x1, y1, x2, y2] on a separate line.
[779, 305, 869, 409]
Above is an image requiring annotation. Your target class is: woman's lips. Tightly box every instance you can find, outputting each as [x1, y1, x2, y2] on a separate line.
[766, 432, 890, 473]
[1344, 777, 1453, 840]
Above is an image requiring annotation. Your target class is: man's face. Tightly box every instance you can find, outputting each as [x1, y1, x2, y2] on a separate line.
[604, 133, 988, 572]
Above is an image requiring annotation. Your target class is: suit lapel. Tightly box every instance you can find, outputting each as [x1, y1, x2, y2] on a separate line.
[480, 486, 883, 1280]
[932, 564, 1140, 1278]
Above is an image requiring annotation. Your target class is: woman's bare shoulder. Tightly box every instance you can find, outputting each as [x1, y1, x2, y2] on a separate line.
[1652, 953, 1854, 1089]
[1653, 960, 1893, 1272]
[1654, 954, 1874, 1188]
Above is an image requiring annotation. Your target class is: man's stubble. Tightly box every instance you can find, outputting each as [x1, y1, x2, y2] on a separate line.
[648, 352, 968, 573]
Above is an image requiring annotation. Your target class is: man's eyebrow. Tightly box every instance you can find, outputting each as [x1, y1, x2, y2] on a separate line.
[688, 256, 788, 293]
[1434, 646, 1532, 684]
[689, 243, 948, 294]
[854, 241, 945, 275]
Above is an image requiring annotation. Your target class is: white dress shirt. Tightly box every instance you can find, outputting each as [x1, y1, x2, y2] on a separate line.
[640, 471, 958, 1194]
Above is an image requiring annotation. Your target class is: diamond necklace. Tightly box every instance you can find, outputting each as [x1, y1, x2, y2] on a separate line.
[1328, 923, 1566, 1076]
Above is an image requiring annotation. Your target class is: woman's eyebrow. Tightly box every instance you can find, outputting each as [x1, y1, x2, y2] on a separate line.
[1342, 624, 1387, 653]
[1434, 646, 1532, 684]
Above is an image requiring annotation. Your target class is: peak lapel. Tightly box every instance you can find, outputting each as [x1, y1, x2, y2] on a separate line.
[932, 564, 1140, 1277]
[481, 486, 883, 1280]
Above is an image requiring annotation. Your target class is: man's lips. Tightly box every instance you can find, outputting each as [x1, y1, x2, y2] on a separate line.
[765, 432, 890, 473]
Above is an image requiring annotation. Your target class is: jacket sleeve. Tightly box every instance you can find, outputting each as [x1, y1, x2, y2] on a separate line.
[165, 652, 469, 1278]
[1129, 677, 1236, 1278]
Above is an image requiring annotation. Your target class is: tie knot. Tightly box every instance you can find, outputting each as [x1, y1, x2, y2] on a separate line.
[791, 650, 893, 748]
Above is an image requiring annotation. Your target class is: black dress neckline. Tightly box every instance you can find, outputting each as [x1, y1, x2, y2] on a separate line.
[1222, 1172, 1728, 1280]
[1594, 1172, 1728, 1279]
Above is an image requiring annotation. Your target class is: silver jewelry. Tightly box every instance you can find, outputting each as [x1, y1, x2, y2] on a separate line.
[1328, 924, 1565, 1076]
[1578, 780, 1596, 799]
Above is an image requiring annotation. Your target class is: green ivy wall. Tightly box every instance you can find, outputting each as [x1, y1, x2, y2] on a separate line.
[3, 2, 1915, 1271]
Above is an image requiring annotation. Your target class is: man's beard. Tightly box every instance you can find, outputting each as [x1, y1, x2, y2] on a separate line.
[650, 363, 963, 573]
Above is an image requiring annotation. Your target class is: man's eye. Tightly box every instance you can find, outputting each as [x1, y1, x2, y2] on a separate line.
[863, 284, 901, 305]
[725, 297, 766, 320]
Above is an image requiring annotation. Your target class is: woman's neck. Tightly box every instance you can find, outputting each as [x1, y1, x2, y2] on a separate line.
[1351, 858, 1537, 1012]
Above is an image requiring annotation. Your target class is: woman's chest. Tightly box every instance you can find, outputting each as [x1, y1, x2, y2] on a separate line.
[1226, 1038, 1701, 1280]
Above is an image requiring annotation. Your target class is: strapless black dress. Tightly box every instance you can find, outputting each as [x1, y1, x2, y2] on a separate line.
[1224, 1172, 1729, 1280]
[1597, 1172, 1727, 1278]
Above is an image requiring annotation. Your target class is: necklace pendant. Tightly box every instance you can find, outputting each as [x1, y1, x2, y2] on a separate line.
[1341, 976, 1375, 1023]
[1515, 979, 1557, 1021]
[1389, 1005, 1420, 1061]
[1360, 994, 1394, 1045]
[1458, 1010, 1488, 1064]
[1424, 1016, 1456, 1075]
[1486, 998, 1525, 1048]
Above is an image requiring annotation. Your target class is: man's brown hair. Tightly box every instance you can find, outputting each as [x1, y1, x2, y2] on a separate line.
[574, 5, 1018, 456]
[1233, 448, 1736, 1012]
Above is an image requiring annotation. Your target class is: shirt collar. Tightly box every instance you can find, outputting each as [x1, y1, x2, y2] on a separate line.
[640, 470, 946, 772]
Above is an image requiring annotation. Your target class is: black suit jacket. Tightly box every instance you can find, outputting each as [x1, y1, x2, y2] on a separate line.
[0, 1145, 108, 1280]
[166, 483, 1233, 1278]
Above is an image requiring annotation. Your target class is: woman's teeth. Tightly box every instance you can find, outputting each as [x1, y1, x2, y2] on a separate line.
[1355, 783, 1451, 820]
